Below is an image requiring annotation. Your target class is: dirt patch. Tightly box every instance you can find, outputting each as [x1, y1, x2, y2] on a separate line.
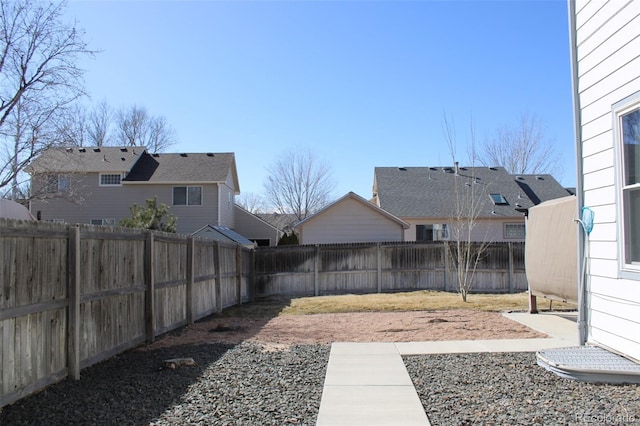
[145, 309, 546, 349]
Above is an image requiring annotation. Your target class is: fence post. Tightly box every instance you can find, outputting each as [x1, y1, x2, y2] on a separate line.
[249, 249, 256, 302]
[186, 236, 194, 323]
[508, 242, 514, 294]
[443, 242, 448, 292]
[214, 241, 222, 313]
[145, 231, 156, 343]
[314, 245, 320, 296]
[67, 225, 81, 380]
[377, 243, 382, 293]
[236, 245, 243, 305]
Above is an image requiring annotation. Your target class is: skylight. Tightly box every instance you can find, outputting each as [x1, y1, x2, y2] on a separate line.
[490, 193, 508, 205]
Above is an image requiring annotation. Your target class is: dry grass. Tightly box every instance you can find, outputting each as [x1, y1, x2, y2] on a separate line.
[218, 291, 576, 318]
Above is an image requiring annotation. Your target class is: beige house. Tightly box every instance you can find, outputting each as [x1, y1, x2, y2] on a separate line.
[373, 166, 571, 242]
[294, 192, 409, 245]
[28, 147, 239, 235]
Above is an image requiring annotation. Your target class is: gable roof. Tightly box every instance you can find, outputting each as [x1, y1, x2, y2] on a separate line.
[295, 191, 410, 229]
[27, 147, 240, 192]
[27, 146, 144, 174]
[124, 152, 238, 189]
[374, 166, 570, 219]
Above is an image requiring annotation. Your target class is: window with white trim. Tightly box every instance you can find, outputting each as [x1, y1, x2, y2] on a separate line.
[173, 186, 202, 206]
[504, 223, 525, 239]
[99, 173, 122, 186]
[618, 100, 640, 269]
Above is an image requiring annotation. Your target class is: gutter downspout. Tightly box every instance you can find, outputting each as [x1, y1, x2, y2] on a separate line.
[568, 0, 587, 346]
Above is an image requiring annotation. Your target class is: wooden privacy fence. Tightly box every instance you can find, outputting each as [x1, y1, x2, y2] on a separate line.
[253, 241, 526, 298]
[2, 219, 526, 408]
[0, 219, 252, 408]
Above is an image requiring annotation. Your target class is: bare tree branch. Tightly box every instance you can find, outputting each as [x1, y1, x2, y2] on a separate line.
[0, 0, 94, 198]
[264, 147, 335, 220]
[481, 112, 560, 175]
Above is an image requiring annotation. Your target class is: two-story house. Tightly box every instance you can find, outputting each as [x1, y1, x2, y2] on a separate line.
[27, 146, 239, 235]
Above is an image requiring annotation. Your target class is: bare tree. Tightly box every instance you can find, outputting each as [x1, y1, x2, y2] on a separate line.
[442, 115, 492, 302]
[264, 147, 335, 220]
[87, 99, 112, 147]
[0, 0, 93, 198]
[481, 112, 559, 175]
[114, 105, 176, 151]
[236, 192, 267, 214]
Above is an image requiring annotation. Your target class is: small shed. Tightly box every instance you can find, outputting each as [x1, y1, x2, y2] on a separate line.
[294, 192, 409, 245]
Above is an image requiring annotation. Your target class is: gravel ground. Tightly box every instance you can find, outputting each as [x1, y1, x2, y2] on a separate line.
[4, 344, 640, 426]
[0, 343, 330, 426]
[405, 352, 640, 426]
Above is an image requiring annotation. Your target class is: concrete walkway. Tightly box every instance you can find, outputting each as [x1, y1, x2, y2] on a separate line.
[316, 312, 578, 426]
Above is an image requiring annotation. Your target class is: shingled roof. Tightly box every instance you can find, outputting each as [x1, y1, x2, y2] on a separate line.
[373, 166, 571, 219]
[123, 151, 237, 185]
[28, 147, 239, 191]
[27, 146, 144, 174]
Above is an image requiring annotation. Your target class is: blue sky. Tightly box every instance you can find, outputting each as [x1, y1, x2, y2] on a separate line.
[65, 0, 576, 201]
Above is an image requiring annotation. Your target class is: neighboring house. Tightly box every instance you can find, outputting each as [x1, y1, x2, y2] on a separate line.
[234, 204, 281, 246]
[27, 147, 240, 235]
[373, 165, 571, 242]
[568, 0, 640, 361]
[256, 212, 299, 236]
[294, 192, 409, 245]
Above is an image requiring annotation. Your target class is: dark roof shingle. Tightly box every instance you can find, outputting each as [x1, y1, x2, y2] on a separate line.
[374, 166, 569, 218]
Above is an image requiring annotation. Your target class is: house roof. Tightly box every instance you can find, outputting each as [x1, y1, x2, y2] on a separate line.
[514, 174, 573, 205]
[123, 152, 238, 188]
[295, 192, 410, 229]
[27, 146, 144, 174]
[373, 166, 571, 219]
[256, 212, 299, 231]
[192, 224, 255, 247]
[28, 147, 240, 192]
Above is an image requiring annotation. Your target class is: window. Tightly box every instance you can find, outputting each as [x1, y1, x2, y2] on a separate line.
[44, 174, 70, 193]
[490, 193, 508, 205]
[617, 100, 640, 269]
[100, 173, 122, 186]
[173, 186, 202, 206]
[90, 219, 116, 226]
[416, 224, 448, 241]
[504, 223, 525, 239]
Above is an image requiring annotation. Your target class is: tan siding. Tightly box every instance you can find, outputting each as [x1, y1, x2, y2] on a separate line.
[234, 207, 279, 245]
[298, 197, 404, 244]
[403, 218, 525, 243]
[30, 174, 220, 234]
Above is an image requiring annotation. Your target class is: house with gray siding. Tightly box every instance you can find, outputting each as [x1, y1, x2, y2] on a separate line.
[27, 147, 240, 235]
[568, 0, 640, 362]
[373, 166, 571, 242]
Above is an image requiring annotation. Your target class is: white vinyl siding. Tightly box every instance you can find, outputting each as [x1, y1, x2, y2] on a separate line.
[574, 0, 640, 361]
